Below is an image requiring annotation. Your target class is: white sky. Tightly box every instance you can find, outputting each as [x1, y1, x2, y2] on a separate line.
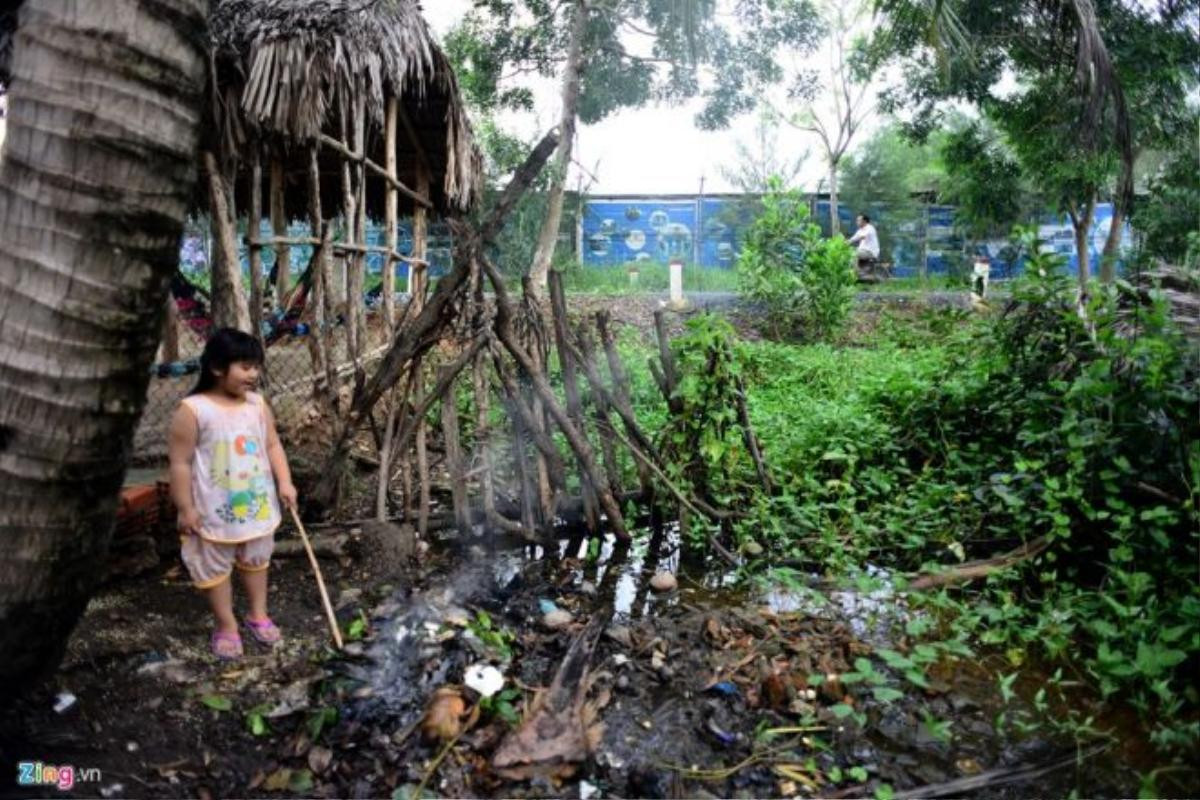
[422, 1, 879, 194]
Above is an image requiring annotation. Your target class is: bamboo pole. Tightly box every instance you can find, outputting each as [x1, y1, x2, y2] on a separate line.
[318, 133, 432, 210]
[287, 507, 344, 649]
[383, 95, 399, 331]
[248, 149, 266, 356]
[597, 311, 653, 502]
[270, 158, 290, 308]
[307, 147, 338, 414]
[440, 374, 471, 535]
[548, 270, 599, 531]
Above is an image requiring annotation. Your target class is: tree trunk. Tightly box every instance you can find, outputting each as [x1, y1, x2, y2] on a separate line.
[0, 0, 206, 696]
[527, 0, 587, 298]
[1099, 202, 1123, 284]
[828, 160, 839, 236]
[1070, 197, 1096, 290]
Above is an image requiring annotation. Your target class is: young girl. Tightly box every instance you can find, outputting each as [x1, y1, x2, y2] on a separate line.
[168, 328, 298, 659]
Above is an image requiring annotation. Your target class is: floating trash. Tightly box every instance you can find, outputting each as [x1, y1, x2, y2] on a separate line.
[463, 663, 505, 698]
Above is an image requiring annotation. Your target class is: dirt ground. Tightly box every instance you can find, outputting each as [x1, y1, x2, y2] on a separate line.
[0, 502, 1137, 799]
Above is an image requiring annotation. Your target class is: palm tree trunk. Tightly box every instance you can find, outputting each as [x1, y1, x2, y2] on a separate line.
[527, 0, 586, 299]
[0, 0, 207, 695]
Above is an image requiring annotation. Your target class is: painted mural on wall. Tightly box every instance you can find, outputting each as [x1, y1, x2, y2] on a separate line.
[581, 197, 757, 271]
[581, 195, 1132, 278]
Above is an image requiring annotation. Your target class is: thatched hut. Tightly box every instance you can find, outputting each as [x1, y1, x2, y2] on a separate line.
[198, 0, 482, 367]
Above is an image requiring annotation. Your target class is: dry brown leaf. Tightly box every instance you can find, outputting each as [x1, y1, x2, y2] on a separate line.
[422, 687, 467, 742]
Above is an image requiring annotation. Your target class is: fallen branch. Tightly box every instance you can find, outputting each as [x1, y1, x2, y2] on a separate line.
[274, 534, 349, 560]
[906, 535, 1051, 591]
[892, 745, 1107, 799]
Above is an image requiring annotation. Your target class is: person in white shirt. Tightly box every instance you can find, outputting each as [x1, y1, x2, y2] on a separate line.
[847, 214, 880, 261]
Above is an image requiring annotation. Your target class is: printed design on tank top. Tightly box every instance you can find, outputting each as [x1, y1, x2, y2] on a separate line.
[209, 432, 273, 524]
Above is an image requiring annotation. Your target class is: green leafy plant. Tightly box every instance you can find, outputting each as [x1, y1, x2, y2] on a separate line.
[468, 610, 516, 662]
[479, 687, 522, 726]
[736, 177, 855, 341]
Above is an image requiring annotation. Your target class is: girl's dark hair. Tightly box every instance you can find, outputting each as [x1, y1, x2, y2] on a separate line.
[190, 328, 264, 394]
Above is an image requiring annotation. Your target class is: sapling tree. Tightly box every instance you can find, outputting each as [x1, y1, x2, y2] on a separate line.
[449, 0, 825, 297]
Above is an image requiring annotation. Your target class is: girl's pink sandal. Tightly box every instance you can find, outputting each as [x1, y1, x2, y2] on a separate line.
[244, 616, 282, 645]
[211, 630, 243, 660]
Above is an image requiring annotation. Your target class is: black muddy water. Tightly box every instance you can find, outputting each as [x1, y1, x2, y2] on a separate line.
[340, 522, 1157, 798]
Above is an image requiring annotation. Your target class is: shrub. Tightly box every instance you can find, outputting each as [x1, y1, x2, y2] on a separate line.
[736, 177, 855, 340]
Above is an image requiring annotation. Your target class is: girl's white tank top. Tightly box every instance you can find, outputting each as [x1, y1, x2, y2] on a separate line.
[180, 391, 281, 542]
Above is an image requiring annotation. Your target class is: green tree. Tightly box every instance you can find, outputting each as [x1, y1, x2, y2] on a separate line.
[1132, 146, 1200, 266]
[695, 0, 879, 235]
[871, 0, 1197, 287]
[719, 109, 810, 193]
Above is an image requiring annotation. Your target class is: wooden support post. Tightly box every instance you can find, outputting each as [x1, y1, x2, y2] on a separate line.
[270, 158, 290, 308]
[416, 377, 431, 538]
[307, 147, 337, 414]
[161, 294, 180, 364]
[548, 270, 599, 532]
[482, 256, 629, 541]
[578, 333, 623, 497]
[338, 100, 356, 347]
[351, 94, 367, 384]
[383, 96, 399, 331]
[247, 150, 266, 357]
[597, 311, 653, 503]
[410, 166, 430, 296]
[203, 150, 251, 332]
[440, 373, 471, 535]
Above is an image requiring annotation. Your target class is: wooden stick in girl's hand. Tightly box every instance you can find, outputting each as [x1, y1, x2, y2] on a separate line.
[288, 506, 344, 650]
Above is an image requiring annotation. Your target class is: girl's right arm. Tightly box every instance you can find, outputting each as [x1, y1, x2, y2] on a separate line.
[167, 404, 203, 536]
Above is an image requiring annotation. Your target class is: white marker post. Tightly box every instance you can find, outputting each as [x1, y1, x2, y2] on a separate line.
[669, 258, 685, 309]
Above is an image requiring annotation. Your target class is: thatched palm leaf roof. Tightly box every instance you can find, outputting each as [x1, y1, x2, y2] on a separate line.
[210, 0, 481, 215]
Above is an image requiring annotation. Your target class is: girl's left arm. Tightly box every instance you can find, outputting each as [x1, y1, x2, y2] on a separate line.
[264, 401, 297, 511]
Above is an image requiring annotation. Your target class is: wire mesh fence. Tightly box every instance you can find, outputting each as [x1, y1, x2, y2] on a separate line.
[133, 316, 394, 465]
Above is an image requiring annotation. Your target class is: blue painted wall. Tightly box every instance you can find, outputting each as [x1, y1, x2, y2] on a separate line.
[581, 195, 1133, 277]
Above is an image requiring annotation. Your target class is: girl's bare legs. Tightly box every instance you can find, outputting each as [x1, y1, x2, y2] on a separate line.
[205, 578, 238, 634]
[240, 567, 270, 621]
